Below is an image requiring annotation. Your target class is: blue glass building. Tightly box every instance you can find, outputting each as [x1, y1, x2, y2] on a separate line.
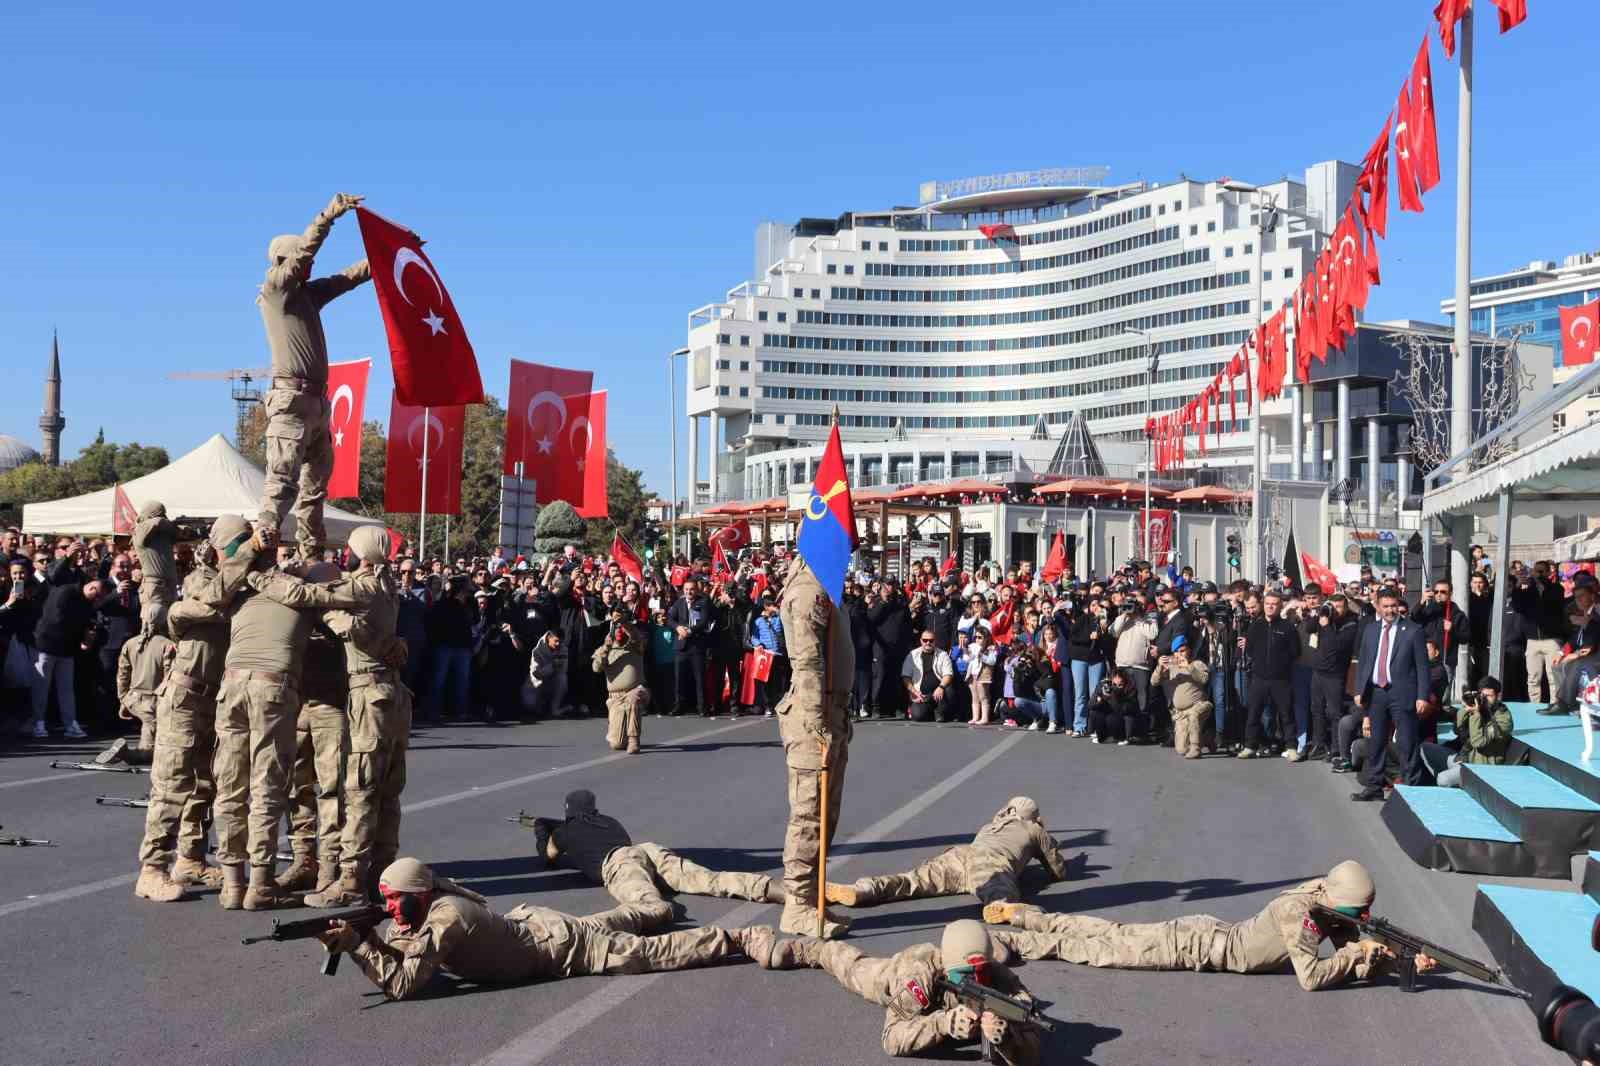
[1441, 252, 1600, 366]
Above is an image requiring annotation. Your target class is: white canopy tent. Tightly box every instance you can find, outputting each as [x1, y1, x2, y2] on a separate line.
[22, 433, 381, 541]
[1422, 358, 1600, 677]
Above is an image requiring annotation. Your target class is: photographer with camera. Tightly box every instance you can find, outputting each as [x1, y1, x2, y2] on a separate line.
[1087, 667, 1144, 745]
[1419, 676, 1513, 788]
[1306, 593, 1358, 762]
[1111, 601, 1158, 734]
[1190, 593, 1235, 745]
[1238, 590, 1301, 759]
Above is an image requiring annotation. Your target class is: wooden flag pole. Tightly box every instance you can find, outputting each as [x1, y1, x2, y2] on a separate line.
[817, 401, 844, 937]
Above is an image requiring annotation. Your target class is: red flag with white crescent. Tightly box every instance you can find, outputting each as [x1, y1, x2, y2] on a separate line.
[355, 208, 485, 407]
[503, 360, 593, 477]
[1561, 301, 1600, 366]
[382, 395, 465, 514]
[711, 539, 732, 585]
[112, 484, 137, 535]
[1300, 551, 1339, 596]
[1040, 531, 1067, 583]
[325, 358, 370, 499]
[709, 519, 752, 551]
[552, 390, 608, 518]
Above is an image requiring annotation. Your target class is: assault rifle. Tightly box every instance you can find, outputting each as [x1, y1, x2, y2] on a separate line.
[507, 811, 556, 853]
[51, 761, 147, 775]
[241, 904, 387, 976]
[0, 825, 54, 847]
[933, 975, 1058, 1062]
[95, 795, 149, 808]
[1309, 904, 1528, 996]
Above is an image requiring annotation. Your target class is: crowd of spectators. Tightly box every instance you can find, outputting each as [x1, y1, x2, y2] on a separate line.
[4, 522, 1599, 807]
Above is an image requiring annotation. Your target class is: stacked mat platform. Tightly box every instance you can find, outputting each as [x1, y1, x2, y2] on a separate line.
[1474, 853, 1600, 1007]
[1383, 703, 1600, 878]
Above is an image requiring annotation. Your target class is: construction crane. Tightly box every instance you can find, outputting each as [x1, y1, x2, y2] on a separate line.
[168, 368, 272, 447]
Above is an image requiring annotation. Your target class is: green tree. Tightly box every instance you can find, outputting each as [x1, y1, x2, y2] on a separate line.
[238, 405, 268, 466]
[535, 499, 586, 554]
[0, 434, 171, 528]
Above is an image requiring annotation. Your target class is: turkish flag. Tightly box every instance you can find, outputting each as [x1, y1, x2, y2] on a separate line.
[382, 395, 465, 515]
[1300, 551, 1339, 596]
[503, 360, 593, 477]
[1434, 0, 1468, 58]
[940, 554, 957, 577]
[1357, 113, 1391, 240]
[550, 390, 608, 519]
[1394, 81, 1426, 214]
[112, 484, 137, 535]
[709, 519, 752, 552]
[611, 531, 644, 583]
[750, 646, 776, 683]
[1407, 39, 1441, 196]
[670, 564, 689, 588]
[386, 527, 406, 560]
[325, 358, 370, 499]
[1561, 301, 1600, 366]
[1490, 0, 1527, 33]
[978, 223, 1016, 241]
[1041, 531, 1067, 583]
[355, 208, 485, 408]
[1138, 508, 1175, 569]
[711, 539, 732, 585]
[989, 599, 1015, 645]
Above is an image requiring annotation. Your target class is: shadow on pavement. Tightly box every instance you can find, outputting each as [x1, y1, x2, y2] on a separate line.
[647, 740, 781, 754]
[1040, 1020, 1122, 1065]
[408, 742, 554, 751]
[1056, 875, 1315, 911]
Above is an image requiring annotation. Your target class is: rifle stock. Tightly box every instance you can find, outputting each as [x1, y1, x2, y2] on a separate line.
[1309, 904, 1527, 997]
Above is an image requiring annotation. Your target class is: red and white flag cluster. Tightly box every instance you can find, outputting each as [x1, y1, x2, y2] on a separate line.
[1151, 19, 1479, 474]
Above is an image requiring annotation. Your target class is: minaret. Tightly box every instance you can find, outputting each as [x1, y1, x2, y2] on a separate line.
[39, 330, 65, 466]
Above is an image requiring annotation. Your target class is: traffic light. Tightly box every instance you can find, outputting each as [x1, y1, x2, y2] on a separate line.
[1226, 532, 1242, 572]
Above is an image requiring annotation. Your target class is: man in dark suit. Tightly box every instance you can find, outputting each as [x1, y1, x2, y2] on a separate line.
[1351, 587, 1432, 800]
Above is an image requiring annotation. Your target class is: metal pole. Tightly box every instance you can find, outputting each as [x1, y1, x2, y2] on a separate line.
[669, 348, 686, 560]
[419, 405, 430, 561]
[1248, 192, 1267, 582]
[1450, 9, 1475, 696]
[1144, 337, 1153, 560]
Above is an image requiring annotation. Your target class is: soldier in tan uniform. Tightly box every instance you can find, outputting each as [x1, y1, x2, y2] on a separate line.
[767, 919, 1042, 1063]
[592, 615, 647, 754]
[983, 860, 1437, 991]
[776, 556, 854, 938]
[281, 563, 350, 893]
[132, 500, 179, 617]
[529, 789, 785, 928]
[1152, 636, 1212, 759]
[117, 613, 173, 747]
[318, 857, 782, 1000]
[826, 797, 1069, 910]
[133, 526, 239, 902]
[256, 192, 369, 557]
[239, 526, 410, 907]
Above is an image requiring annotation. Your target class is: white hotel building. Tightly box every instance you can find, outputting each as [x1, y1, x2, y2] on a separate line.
[682, 164, 1360, 509]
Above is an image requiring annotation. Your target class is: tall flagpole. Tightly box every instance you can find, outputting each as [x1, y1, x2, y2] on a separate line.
[1448, 8, 1474, 695]
[420, 404, 431, 560]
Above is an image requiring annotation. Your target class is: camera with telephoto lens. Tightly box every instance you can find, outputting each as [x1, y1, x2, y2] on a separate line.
[1539, 983, 1600, 1062]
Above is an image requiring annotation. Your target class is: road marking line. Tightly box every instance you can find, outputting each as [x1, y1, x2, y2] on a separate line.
[0, 771, 90, 791]
[0, 718, 759, 920]
[474, 731, 1028, 1066]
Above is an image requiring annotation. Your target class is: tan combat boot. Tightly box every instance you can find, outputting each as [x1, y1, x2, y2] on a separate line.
[134, 865, 189, 902]
[760, 878, 786, 904]
[822, 881, 860, 907]
[242, 866, 300, 911]
[219, 864, 247, 910]
[95, 737, 130, 766]
[779, 900, 850, 939]
[172, 856, 225, 889]
[626, 736, 640, 755]
[735, 925, 777, 967]
[278, 853, 319, 893]
[305, 866, 367, 908]
[764, 935, 824, 970]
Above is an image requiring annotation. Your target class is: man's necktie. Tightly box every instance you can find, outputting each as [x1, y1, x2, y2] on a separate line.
[1376, 624, 1391, 687]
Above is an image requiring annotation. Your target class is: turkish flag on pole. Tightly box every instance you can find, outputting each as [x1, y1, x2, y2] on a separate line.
[1560, 301, 1600, 366]
[382, 395, 465, 514]
[709, 519, 752, 552]
[1407, 38, 1442, 196]
[1434, 0, 1469, 58]
[611, 531, 644, 583]
[355, 208, 485, 407]
[711, 539, 732, 585]
[1394, 81, 1426, 214]
[325, 358, 370, 498]
[502, 360, 594, 477]
[1491, 0, 1528, 33]
[940, 553, 957, 577]
[1357, 113, 1392, 239]
[559, 390, 608, 519]
[1300, 551, 1339, 596]
[112, 484, 137, 535]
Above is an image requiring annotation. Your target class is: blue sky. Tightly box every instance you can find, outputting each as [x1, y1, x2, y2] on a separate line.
[3, 2, 1595, 500]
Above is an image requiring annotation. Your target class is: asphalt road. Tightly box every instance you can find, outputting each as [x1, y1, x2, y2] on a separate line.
[0, 716, 1571, 1066]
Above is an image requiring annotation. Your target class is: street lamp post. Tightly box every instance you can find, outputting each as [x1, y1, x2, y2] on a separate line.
[1222, 180, 1280, 582]
[668, 346, 689, 560]
[1122, 327, 1156, 560]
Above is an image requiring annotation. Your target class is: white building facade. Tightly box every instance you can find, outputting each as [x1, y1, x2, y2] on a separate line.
[683, 164, 1358, 508]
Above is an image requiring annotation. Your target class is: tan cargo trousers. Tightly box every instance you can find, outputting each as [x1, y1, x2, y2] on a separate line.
[137, 678, 218, 867]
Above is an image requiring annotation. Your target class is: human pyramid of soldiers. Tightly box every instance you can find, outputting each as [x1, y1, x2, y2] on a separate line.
[96, 196, 1444, 1062]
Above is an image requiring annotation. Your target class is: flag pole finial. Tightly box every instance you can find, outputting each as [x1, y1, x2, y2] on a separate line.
[831, 404, 840, 428]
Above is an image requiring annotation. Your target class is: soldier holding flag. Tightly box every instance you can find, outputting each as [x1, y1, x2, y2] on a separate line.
[777, 419, 856, 939]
